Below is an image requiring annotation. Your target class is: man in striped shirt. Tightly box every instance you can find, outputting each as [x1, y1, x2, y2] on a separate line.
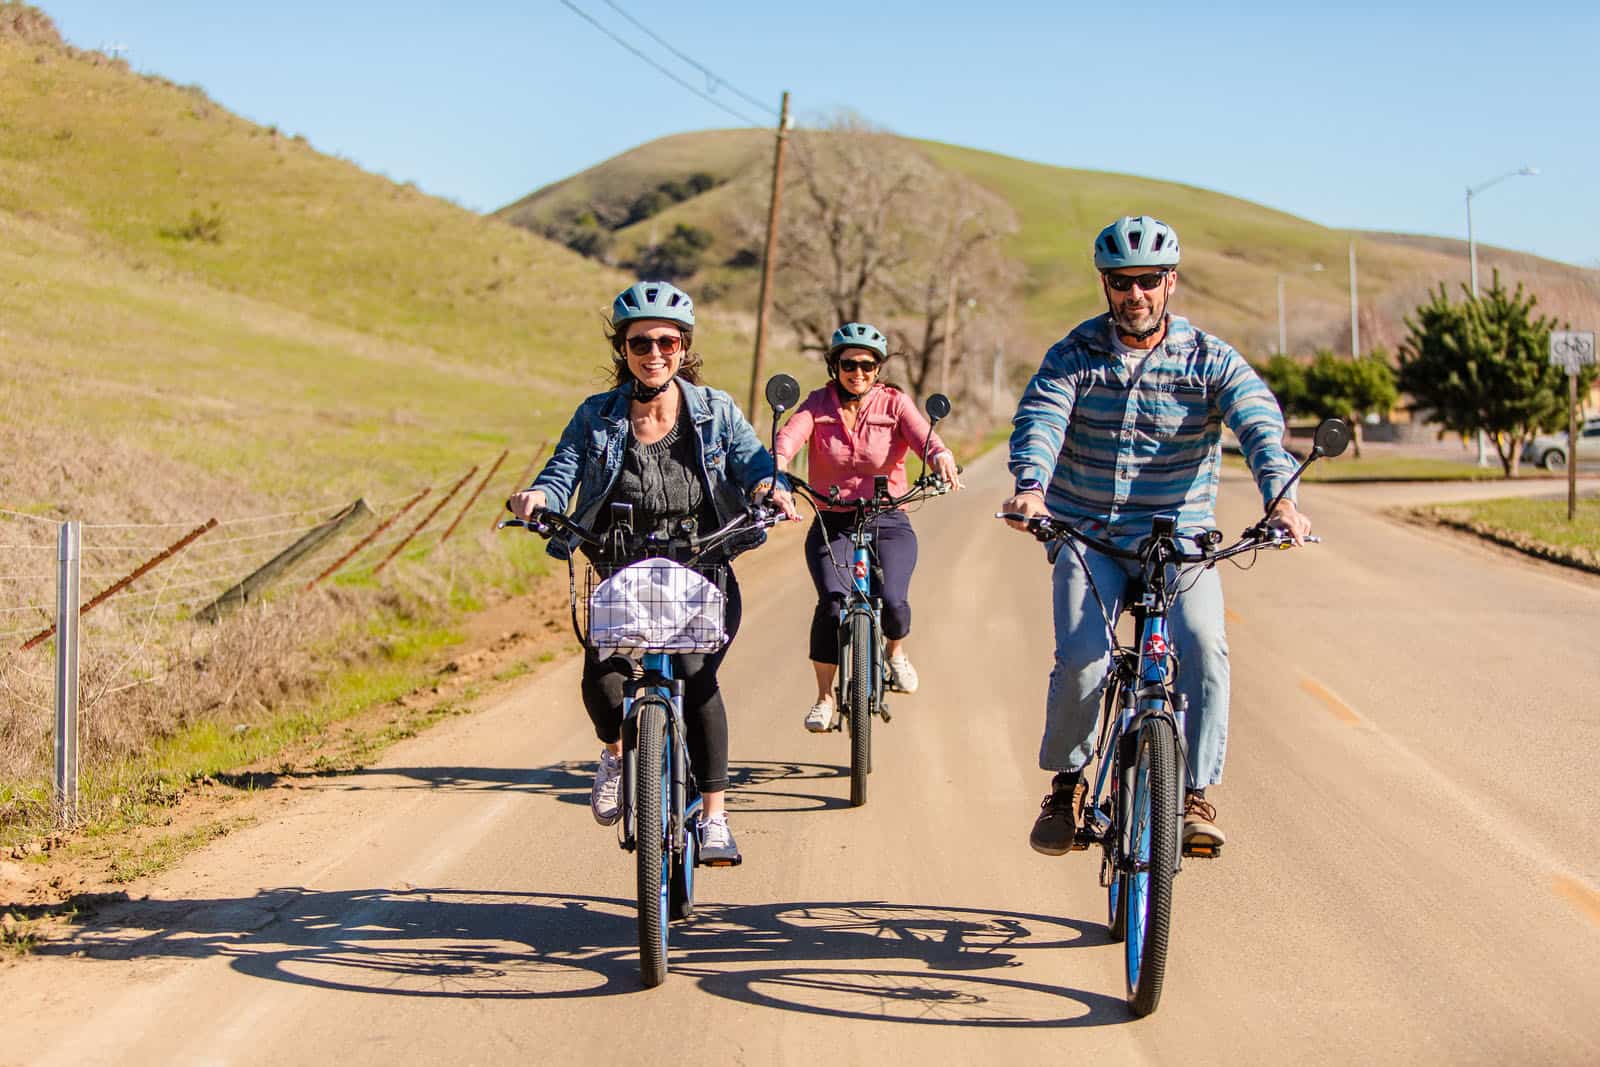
[1002, 215, 1311, 858]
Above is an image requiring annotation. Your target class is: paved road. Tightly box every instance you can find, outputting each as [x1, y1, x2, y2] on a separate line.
[5, 453, 1598, 1065]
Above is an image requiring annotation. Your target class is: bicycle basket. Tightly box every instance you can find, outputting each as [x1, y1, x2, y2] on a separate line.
[583, 558, 728, 659]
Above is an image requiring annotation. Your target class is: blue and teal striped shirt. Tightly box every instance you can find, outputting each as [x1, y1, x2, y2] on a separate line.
[1008, 313, 1295, 550]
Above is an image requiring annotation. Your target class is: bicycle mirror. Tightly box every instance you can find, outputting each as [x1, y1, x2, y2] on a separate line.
[765, 374, 801, 413]
[925, 393, 951, 423]
[1313, 418, 1352, 458]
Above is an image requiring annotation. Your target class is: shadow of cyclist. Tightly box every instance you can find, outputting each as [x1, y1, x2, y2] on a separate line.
[24, 887, 1125, 1026]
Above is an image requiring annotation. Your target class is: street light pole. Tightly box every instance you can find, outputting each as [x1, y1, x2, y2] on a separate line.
[1466, 165, 1537, 298]
[1275, 262, 1324, 356]
[1276, 274, 1286, 356]
[1349, 240, 1360, 358]
[1464, 165, 1537, 465]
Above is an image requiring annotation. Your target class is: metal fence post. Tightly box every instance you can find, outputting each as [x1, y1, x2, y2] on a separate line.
[54, 520, 80, 827]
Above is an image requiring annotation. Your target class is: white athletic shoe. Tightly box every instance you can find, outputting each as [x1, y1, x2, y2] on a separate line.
[697, 813, 741, 865]
[887, 653, 920, 694]
[804, 694, 837, 733]
[590, 749, 622, 826]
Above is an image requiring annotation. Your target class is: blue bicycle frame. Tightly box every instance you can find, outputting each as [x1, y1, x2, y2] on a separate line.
[620, 652, 699, 958]
[839, 533, 884, 707]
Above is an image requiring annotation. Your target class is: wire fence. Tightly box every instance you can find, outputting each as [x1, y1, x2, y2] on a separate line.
[0, 443, 545, 827]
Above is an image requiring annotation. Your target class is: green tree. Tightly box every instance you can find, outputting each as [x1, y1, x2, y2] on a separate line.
[635, 223, 714, 281]
[1302, 349, 1398, 458]
[1254, 353, 1307, 418]
[1399, 272, 1594, 476]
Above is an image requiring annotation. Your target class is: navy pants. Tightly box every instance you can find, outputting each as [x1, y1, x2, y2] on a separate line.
[804, 509, 918, 664]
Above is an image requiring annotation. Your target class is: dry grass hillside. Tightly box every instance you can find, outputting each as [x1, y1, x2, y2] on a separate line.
[0, 6, 775, 834]
[504, 129, 1600, 370]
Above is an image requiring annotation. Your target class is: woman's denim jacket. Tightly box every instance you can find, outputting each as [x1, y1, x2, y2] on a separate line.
[530, 377, 781, 561]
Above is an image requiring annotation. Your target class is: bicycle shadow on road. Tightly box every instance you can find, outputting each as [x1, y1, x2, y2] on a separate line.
[304, 759, 855, 815]
[24, 887, 1126, 1026]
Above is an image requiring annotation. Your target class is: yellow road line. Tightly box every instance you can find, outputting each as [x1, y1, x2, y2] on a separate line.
[1300, 676, 1363, 726]
[1554, 876, 1600, 927]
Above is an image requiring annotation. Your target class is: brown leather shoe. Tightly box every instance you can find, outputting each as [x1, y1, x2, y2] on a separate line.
[1182, 793, 1225, 857]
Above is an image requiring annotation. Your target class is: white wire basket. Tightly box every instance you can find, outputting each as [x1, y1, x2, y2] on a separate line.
[583, 558, 728, 659]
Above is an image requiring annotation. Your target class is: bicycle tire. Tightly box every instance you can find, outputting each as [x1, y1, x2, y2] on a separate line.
[669, 838, 695, 921]
[634, 698, 671, 987]
[669, 791, 695, 922]
[847, 613, 872, 808]
[1124, 716, 1178, 1016]
[1102, 689, 1128, 942]
[1107, 860, 1127, 943]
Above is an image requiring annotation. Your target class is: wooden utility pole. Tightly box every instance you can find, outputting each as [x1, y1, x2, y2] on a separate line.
[746, 90, 791, 424]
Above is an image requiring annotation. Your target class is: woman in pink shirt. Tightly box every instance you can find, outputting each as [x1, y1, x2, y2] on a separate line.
[775, 323, 963, 732]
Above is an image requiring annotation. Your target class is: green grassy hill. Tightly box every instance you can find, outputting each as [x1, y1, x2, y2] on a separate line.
[502, 130, 1600, 368]
[0, 18, 779, 522]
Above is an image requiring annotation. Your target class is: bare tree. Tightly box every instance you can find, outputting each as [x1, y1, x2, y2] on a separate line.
[740, 114, 1021, 400]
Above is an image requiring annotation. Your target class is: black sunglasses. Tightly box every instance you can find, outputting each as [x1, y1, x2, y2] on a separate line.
[837, 358, 880, 373]
[1103, 270, 1170, 293]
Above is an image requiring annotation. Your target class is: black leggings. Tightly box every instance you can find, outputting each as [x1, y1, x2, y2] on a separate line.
[580, 573, 741, 795]
[805, 509, 918, 664]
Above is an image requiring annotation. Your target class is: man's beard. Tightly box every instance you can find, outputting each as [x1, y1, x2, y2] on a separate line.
[1112, 292, 1167, 338]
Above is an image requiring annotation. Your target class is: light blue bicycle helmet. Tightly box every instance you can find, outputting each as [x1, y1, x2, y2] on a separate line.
[827, 322, 889, 363]
[1093, 216, 1181, 270]
[611, 280, 695, 328]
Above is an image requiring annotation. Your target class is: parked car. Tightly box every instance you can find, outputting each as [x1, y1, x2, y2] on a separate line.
[1522, 416, 1600, 470]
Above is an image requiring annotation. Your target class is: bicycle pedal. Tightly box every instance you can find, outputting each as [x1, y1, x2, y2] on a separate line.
[698, 855, 742, 868]
[1181, 842, 1222, 859]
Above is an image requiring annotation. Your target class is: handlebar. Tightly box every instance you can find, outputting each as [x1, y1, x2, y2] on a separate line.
[787, 471, 955, 518]
[994, 512, 1318, 565]
[499, 503, 784, 563]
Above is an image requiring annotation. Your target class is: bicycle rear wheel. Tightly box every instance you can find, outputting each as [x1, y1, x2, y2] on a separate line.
[634, 698, 671, 987]
[1124, 715, 1179, 1016]
[846, 614, 872, 808]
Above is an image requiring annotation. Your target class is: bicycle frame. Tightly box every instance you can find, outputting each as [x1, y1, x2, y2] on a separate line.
[618, 654, 697, 858]
[835, 521, 886, 717]
[1080, 549, 1191, 868]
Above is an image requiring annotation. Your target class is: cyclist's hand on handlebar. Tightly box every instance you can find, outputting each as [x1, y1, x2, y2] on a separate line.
[1000, 490, 1048, 532]
[752, 481, 800, 521]
[1267, 498, 1312, 546]
[932, 450, 964, 491]
[506, 489, 547, 522]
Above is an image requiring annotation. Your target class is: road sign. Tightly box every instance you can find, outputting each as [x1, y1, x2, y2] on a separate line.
[1549, 330, 1596, 373]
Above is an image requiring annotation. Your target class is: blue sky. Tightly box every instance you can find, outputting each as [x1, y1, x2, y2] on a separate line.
[39, 1, 1600, 268]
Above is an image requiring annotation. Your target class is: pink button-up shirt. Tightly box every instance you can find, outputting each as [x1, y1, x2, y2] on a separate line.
[775, 384, 948, 511]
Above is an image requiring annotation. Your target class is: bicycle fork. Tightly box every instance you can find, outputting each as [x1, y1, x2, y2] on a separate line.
[620, 660, 689, 855]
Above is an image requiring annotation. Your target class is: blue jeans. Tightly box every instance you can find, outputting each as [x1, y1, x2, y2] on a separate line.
[1041, 542, 1230, 788]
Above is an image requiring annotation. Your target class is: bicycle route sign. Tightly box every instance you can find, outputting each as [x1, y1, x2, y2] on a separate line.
[1549, 330, 1596, 374]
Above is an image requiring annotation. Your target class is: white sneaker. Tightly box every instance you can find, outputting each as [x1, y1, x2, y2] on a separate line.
[591, 749, 622, 826]
[804, 694, 837, 733]
[887, 653, 920, 694]
[697, 813, 741, 865]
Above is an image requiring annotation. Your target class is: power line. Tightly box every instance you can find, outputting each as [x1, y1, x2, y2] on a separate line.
[598, 0, 779, 120]
[557, 0, 766, 127]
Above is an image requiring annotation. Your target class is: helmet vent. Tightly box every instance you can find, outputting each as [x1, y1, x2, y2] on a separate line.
[1128, 229, 1143, 249]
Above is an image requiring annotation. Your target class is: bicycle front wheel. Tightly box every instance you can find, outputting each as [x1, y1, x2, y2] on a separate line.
[634, 698, 671, 988]
[846, 614, 872, 807]
[1124, 715, 1179, 1016]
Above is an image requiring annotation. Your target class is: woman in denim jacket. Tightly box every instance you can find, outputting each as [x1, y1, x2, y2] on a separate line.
[508, 281, 797, 865]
